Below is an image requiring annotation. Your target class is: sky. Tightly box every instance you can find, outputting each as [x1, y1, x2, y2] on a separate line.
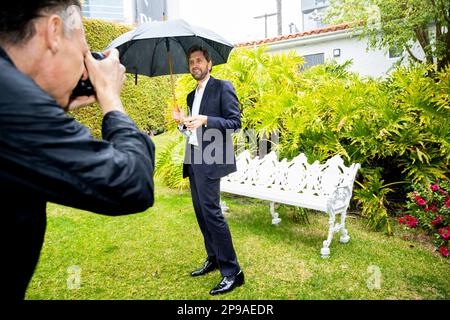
[177, 0, 303, 44]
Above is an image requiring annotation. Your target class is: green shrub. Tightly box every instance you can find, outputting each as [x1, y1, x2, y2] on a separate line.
[154, 135, 189, 190]
[159, 46, 450, 234]
[398, 180, 450, 257]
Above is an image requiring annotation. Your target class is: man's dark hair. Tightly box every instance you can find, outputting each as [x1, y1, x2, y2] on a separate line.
[186, 45, 211, 62]
[0, 0, 81, 46]
[186, 45, 212, 72]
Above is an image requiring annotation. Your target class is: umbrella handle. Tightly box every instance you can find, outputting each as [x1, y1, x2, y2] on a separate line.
[167, 47, 178, 111]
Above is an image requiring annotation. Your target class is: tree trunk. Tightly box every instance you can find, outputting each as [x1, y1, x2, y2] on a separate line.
[405, 46, 421, 63]
[437, 23, 450, 71]
[414, 26, 434, 65]
[432, 0, 450, 71]
[437, 49, 450, 72]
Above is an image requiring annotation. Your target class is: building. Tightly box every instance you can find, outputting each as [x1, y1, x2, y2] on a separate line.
[235, 21, 422, 78]
[301, 0, 329, 31]
[236, 0, 426, 78]
[81, 0, 179, 25]
[82, 0, 129, 23]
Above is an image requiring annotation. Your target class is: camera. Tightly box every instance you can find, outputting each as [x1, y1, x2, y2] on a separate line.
[71, 52, 105, 97]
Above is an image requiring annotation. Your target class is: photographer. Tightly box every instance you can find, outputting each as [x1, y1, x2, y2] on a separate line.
[0, 1, 155, 299]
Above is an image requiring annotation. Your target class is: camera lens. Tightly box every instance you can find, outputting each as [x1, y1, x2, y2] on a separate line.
[71, 52, 105, 98]
[91, 52, 105, 60]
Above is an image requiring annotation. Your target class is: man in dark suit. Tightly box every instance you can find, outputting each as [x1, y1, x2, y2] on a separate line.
[173, 45, 244, 295]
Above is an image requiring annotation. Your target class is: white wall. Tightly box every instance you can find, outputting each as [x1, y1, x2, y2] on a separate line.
[295, 36, 400, 78]
[264, 30, 415, 78]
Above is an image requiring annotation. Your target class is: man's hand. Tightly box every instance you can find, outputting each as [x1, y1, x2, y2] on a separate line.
[84, 48, 126, 115]
[172, 107, 184, 124]
[184, 115, 207, 130]
[66, 94, 96, 112]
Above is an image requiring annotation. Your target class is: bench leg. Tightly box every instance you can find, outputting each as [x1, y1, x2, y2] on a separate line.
[269, 202, 282, 225]
[220, 200, 229, 213]
[339, 209, 350, 244]
[321, 211, 336, 258]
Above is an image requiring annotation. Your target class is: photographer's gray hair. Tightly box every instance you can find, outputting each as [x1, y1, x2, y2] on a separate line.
[58, 5, 82, 36]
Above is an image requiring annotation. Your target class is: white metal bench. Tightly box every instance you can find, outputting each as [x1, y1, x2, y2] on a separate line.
[220, 150, 360, 258]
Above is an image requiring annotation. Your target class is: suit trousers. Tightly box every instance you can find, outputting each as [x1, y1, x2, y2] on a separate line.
[187, 163, 240, 277]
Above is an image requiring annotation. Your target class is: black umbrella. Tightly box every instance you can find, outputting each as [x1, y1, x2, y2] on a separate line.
[106, 19, 234, 109]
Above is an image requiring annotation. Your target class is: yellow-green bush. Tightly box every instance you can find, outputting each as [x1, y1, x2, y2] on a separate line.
[71, 19, 171, 137]
[160, 46, 450, 235]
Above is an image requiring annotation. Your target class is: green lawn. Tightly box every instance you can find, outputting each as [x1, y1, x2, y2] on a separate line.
[25, 133, 450, 300]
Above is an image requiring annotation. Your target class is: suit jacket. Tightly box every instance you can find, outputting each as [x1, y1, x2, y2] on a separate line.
[183, 76, 241, 180]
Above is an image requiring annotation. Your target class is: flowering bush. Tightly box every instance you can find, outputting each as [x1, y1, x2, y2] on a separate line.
[398, 180, 450, 257]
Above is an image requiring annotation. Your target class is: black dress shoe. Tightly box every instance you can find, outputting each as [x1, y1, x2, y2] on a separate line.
[191, 259, 219, 277]
[210, 270, 244, 295]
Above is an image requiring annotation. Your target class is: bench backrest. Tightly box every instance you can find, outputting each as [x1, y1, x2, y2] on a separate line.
[223, 150, 360, 198]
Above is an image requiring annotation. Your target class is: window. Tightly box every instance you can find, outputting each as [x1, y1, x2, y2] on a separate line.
[302, 6, 328, 31]
[389, 45, 403, 58]
[315, 0, 328, 5]
[301, 53, 325, 70]
[82, 0, 124, 22]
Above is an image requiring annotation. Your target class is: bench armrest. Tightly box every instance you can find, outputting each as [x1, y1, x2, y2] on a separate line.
[326, 185, 352, 214]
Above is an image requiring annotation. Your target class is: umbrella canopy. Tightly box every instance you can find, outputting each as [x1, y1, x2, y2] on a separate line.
[106, 19, 234, 77]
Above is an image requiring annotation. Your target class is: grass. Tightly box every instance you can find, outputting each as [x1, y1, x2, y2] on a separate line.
[25, 133, 450, 300]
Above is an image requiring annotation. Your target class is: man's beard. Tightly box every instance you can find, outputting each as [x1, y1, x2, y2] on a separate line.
[191, 68, 209, 81]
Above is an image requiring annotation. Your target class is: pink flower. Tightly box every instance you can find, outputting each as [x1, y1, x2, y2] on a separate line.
[406, 217, 418, 228]
[438, 227, 450, 238]
[399, 217, 406, 224]
[414, 195, 422, 202]
[445, 200, 450, 208]
[430, 184, 440, 191]
[438, 246, 449, 257]
[429, 205, 437, 212]
[440, 189, 447, 195]
[417, 199, 426, 206]
[424, 207, 429, 212]
[407, 221, 417, 228]
[431, 215, 441, 226]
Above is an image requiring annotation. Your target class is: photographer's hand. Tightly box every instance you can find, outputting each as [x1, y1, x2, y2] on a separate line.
[66, 94, 96, 112]
[85, 48, 126, 115]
